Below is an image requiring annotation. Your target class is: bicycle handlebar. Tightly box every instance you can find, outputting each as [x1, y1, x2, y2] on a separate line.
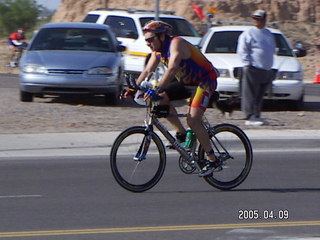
[124, 73, 163, 102]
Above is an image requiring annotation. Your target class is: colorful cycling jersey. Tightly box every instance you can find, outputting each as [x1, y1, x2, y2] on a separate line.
[156, 36, 218, 91]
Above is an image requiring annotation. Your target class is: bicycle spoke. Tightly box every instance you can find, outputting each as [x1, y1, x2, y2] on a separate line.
[110, 126, 166, 192]
[200, 124, 253, 190]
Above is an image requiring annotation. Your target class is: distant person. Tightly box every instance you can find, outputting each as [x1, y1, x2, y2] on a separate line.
[8, 28, 26, 67]
[237, 10, 276, 126]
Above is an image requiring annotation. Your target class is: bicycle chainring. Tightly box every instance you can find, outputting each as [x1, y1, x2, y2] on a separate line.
[178, 156, 196, 174]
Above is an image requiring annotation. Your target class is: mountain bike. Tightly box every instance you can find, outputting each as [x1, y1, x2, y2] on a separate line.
[110, 74, 253, 192]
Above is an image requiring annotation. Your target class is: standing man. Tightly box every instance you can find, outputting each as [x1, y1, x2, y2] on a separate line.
[237, 10, 276, 126]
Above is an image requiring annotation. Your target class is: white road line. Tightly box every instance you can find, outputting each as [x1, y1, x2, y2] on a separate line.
[0, 195, 42, 199]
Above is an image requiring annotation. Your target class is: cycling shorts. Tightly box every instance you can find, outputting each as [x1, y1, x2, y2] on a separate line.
[164, 81, 213, 111]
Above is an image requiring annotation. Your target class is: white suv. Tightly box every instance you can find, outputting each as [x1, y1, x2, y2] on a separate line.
[199, 25, 306, 107]
[83, 8, 201, 76]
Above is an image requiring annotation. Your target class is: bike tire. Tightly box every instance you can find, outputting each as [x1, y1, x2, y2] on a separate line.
[110, 126, 166, 192]
[199, 123, 253, 190]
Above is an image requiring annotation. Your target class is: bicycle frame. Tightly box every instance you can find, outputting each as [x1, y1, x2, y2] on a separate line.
[142, 108, 203, 171]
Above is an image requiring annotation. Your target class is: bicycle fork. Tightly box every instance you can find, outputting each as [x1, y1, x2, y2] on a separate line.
[133, 133, 152, 161]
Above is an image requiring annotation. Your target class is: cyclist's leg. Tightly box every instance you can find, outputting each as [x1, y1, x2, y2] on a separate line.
[161, 81, 191, 135]
[8, 42, 17, 66]
[188, 86, 224, 175]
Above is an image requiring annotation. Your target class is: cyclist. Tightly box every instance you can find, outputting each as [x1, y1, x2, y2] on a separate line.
[8, 28, 26, 67]
[125, 20, 221, 176]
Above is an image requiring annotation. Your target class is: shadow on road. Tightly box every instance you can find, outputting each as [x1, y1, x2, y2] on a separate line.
[231, 188, 320, 193]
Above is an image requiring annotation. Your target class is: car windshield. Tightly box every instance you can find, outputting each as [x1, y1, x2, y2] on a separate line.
[29, 27, 115, 52]
[205, 31, 241, 53]
[83, 14, 100, 23]
[205, 30, 293, 56]
[273, 33, 293, 56]
[140, 17, 200, 37]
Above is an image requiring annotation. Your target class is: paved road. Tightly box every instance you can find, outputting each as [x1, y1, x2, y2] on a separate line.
[0, 148, 319, 240]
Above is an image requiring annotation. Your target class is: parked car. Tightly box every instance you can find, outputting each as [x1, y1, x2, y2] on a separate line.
[199, 25, 306, 108]
[19, 22, 125, 104]
[83, 8, 201, 76]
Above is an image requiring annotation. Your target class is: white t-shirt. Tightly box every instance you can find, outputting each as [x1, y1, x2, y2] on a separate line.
[237, 27, 276, 70]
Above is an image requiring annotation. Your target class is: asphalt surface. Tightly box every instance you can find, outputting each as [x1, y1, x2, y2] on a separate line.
[0, 151, 319, 240]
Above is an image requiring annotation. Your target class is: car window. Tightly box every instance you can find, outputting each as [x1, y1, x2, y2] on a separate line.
[205, 31, 242, 53]
[140, 17, 200, 37]
[205, 30, 293, 56]
[273, 33, 293, 56]
[29, 28, 115, 52]
[104, 16, 138, 39]
[83, 14, 100, 23]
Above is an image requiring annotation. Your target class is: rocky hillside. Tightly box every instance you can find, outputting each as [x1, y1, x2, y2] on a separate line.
[52, 0, 320, 81]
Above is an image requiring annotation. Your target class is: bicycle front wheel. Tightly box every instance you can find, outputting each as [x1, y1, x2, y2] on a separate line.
[110, 126, 166, 192]
[199, 123, 253, 190]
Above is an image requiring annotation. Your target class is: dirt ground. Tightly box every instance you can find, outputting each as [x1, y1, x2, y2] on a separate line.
[0, 40, 319, 134]
[0, 85, 320, 135]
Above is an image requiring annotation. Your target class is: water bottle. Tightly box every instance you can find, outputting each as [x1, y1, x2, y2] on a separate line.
[140, 80, 152, 90]
[184, 129, 195, 149]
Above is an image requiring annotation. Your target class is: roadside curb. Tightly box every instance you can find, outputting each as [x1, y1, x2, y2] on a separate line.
[0, 130, 319, 159]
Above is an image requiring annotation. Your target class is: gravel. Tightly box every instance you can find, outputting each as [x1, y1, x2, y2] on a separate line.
[1, 86, 320, 135]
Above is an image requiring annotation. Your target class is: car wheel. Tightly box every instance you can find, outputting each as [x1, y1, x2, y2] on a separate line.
[286, 95, 304, 110]
[20, 91, 33, 102]
[105, 92, 118, 105]
[294, 94, 304, 110]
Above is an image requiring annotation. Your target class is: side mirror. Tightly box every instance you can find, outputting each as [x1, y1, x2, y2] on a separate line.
[293, 48, 307, 57]
[117, 45, 126, 52]
[293, 43, 307, 57]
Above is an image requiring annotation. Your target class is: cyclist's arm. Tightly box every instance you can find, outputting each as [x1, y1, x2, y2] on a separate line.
[157, 38, 190, 89]
[12, 40, 23, 46]
[136, 52, 160, 85]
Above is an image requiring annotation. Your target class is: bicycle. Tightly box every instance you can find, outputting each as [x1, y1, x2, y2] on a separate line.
[110, 74, 253, 192]
[8, 42, 27, 68]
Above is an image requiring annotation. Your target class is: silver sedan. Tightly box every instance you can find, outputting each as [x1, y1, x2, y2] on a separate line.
[19, 22, 125, 105]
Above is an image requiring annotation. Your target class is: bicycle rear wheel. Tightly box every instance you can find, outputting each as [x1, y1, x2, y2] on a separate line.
[110, 126, 166, 192]
[199, 123, 253, 190]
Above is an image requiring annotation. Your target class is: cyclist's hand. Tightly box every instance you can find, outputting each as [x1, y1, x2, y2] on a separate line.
[120, 88, 136, 99]
[144, 88, 158, 101]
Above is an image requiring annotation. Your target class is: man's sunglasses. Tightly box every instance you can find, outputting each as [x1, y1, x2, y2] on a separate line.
[145, 36, 156, 43]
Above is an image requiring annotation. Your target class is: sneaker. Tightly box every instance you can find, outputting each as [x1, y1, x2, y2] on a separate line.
[10, 62, 16, 68]
[198, 160, 222, 177]
[245, 120, 264, 126]
[245, 116, 268, 126]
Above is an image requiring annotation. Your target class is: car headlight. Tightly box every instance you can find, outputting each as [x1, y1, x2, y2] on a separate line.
[87, 67, 113, 75]
[22, 65, 48, 74]
[277, 71, 303, 81]
[217, 69, 230, 78]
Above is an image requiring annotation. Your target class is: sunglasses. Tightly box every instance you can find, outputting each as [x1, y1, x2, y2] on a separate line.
[145, 36, 156, 43]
